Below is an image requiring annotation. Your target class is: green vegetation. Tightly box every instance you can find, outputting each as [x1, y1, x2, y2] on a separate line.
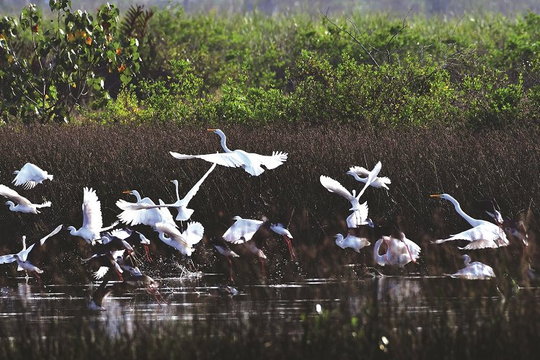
[0, 1, 540, 127]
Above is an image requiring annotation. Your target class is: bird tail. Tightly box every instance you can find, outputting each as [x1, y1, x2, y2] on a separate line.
[38, 201, 52, 208]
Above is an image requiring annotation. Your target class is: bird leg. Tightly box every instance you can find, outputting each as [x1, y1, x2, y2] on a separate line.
[147, 286, 168, 306]
[144, 244, 153, 262]
[227, 257, 235, 283]
[404, 242, 416, 263]
[283, 235, 296, 261]
[260, 258, 266, 280]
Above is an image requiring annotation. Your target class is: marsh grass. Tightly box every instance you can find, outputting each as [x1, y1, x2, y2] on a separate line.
[0, 123, 538, 287]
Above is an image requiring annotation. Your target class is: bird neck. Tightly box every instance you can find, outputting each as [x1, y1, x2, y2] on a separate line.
[446, 195, 479, 227]
[463, 255, 471, 267]
[7, 201, 16, 211]
[173, 181, 180, 201]
[132, 190, 142, 202]
[67, 226, 78, 236]
[373, 239, 386, 266]
[216, 131, 232, 153]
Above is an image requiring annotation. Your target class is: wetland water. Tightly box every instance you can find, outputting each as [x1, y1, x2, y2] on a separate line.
[0, 270, 524, 338]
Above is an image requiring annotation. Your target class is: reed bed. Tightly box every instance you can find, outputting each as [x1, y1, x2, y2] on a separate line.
[0, 123, 538, 287]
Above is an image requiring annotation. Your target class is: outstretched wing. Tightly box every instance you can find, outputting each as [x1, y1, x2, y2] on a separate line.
[182, 222, 205, 245]
[249, 151, 288, 171]
[0, 184, 32, 206]
[222, 218, 264, 244]
[357, 161, 382, 198]
[178, 163, 217, 206]
[0, 254, 17, 264]
[319, 175, 353, 201]
[348, 166, 370, 177]
[12, 163, 49, 189]
[82, 187, 103, 232]
[170, 151, 245, 169]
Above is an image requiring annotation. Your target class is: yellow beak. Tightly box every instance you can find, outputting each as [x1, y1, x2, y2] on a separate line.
[429, 194, 442, 198]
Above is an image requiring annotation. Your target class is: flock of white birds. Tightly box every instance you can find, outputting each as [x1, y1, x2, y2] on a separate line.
[0, 128, 526, 309]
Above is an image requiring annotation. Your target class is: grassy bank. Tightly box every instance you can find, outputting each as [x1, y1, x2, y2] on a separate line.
[0, 123, 537, 287]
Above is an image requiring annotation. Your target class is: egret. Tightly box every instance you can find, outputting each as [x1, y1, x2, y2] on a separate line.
[222, 216, 295, 261]
[12, 162, 53, 189]
[430, 193, 508, 250]
[0, 184, 52, 214]
[373, 232, 421, 267]
[154, 221, 204, 256]
[335, 233, 371, 253]
[347, 164, 391, 190]
[105, 227, 154, 262]
[0, 224, 63, 281]
[117, 190, 176, 229]
[67, 187, 119, 245]
[116, 163, 216, 222]
[448, 254, 496, 280]
[320, 162, 382, 228]
[170, 129, 287, 176]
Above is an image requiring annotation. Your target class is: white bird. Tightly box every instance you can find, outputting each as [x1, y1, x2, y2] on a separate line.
[347, 164, 391, 190]
[0, 224, 63, 280]
[222, 216, 295, 260]
[116, 163, 216, 222]
[117, 190, 176, 228]
[319, 162, 381, 228]
[12, 163, 53, 189]
[430, 193, 509, 250]
[373, 233, 421, 267]
[243, 240, 268, 279]
[0, 184, 52, 214]
[170, 128, 287, 176]
[212, 239, 240, 282]
[335, 233, 371, 253]
[67, 187, 119, 245]
[448, 254, 496, 280]
[154, 221, 204, 256]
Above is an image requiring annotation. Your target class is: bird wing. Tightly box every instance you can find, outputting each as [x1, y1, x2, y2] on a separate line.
[346, 202, 369, 228]
[182, 222, 205, 245]
[154, 222, 189, 248]
[0, 254, 17, 264]
[0, 184, 32, 205]
[109, 228, 132, 240]
[170, 151, 245, 169]
[177, 163, 217, 206]
[458, 239, 501, 251]
[357, 161, 382, 199]
[319, 176, 353, 201]
[348, 166, 370, 176]
[117, 199, 177, 228]
[222, 218, 264, 244]
[38, 224, 63, 246]
[82, 187, 103, 232]
[12, 163, 46, 189]
[19, 224, 63, 263]
[243, 151, 288, 175]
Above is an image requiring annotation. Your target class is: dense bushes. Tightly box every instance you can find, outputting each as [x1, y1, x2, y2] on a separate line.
[1, 2, 540, 127]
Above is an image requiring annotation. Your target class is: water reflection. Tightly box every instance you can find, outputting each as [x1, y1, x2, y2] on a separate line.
[0, 273, 536, 338]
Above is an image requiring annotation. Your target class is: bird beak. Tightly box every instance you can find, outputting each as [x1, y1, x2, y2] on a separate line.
[429, 194, 442, 198]
[122, 190, 131, 194]
[207, 128, 217, 132]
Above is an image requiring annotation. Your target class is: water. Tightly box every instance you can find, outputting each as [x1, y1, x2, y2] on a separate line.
[0, 268, 525, 339]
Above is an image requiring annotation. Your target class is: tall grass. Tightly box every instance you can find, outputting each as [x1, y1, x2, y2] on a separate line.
[0, 123, 537, 287]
